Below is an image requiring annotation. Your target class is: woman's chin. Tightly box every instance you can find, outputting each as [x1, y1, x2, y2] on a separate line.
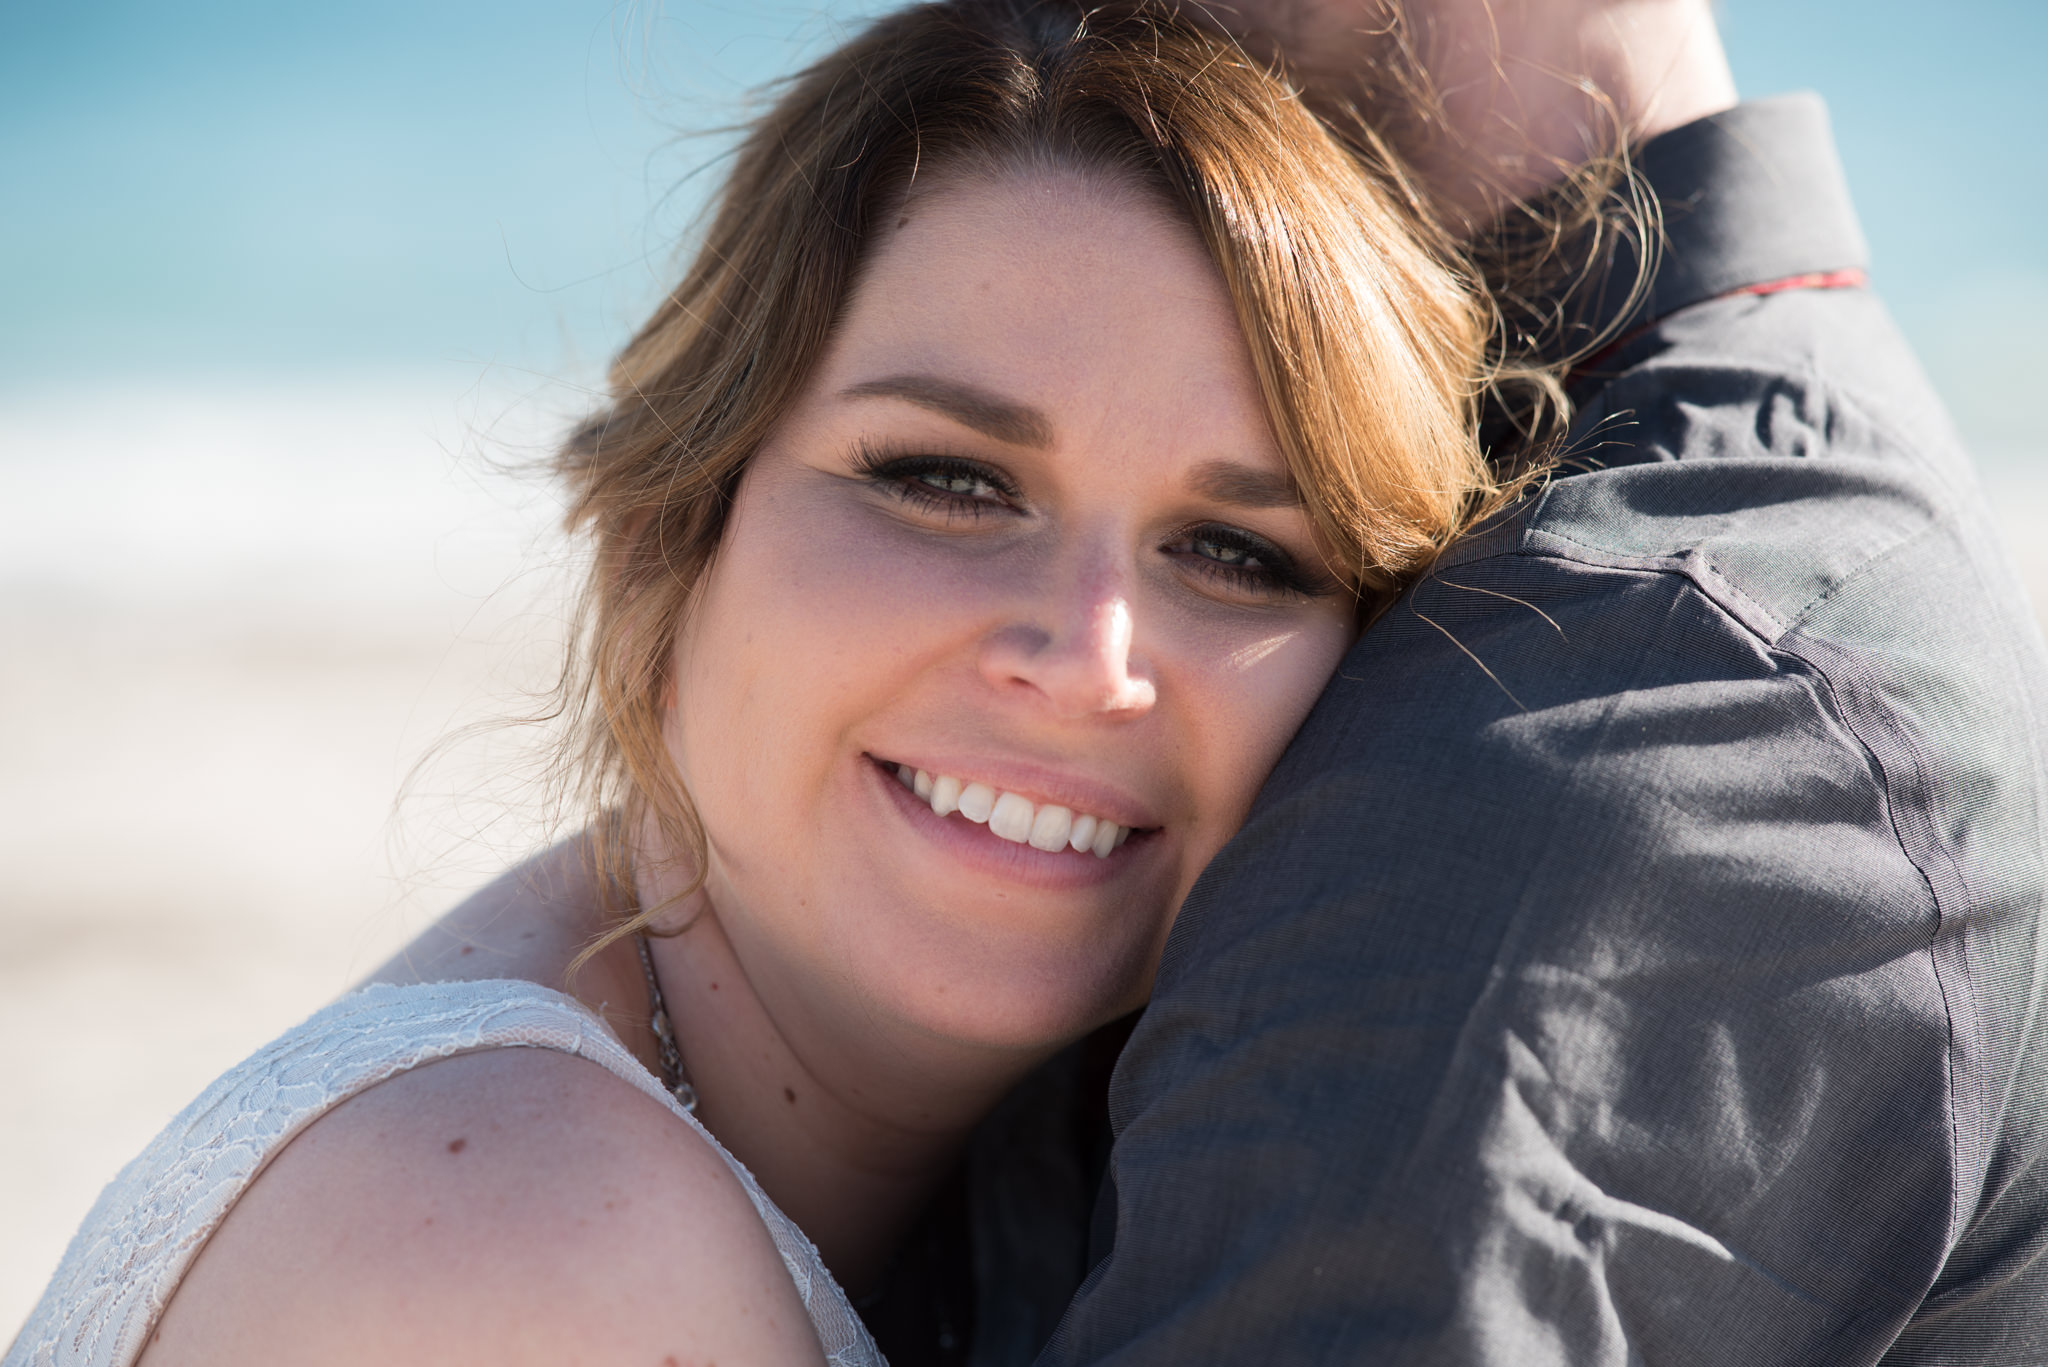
[696, 753, 1173, 1059]
[807, 891, 1155, 1056]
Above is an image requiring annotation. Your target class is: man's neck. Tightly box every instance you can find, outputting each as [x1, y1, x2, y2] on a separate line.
[1218, 0, 1739, 233]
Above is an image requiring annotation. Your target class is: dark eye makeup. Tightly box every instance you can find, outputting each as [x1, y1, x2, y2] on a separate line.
[849, 442, 1338, 601]
[1162, 523, 1334, 599]
[852, 444, 1020, 521]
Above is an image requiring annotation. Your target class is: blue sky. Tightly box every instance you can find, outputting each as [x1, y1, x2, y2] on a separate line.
[2, 0, 2041, 456]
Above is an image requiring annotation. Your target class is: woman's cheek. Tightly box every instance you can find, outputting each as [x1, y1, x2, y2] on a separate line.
[746, 494, 1035, 645]
[674, 486, 1032, 805]
[1165, 604, 1354, 843]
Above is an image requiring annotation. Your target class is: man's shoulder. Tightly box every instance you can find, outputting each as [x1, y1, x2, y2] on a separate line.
[1374, 277, 2048, 797]
[1231, 275, 2046, 1001]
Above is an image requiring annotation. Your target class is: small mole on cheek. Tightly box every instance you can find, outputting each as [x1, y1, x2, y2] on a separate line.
[446, 1138, 467, 1154]
[709, 981, 719, 991]
[784, 1087, 797, 1105]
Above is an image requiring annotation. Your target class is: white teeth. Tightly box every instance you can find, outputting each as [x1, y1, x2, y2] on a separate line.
[892, 762, 1135, 857]
[989, 792, 1035, 843]
[957, 782, 997, 824]
[1029, 805, 1073, 852]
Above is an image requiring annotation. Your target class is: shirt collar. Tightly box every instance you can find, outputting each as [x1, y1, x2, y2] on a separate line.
[1582, 92, 1871, 347]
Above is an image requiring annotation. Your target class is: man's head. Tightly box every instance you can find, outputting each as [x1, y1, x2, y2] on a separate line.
[1203, 0, 1737, 230]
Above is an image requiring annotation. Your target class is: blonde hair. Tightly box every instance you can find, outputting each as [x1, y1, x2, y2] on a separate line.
[551, 0, 1560, 951]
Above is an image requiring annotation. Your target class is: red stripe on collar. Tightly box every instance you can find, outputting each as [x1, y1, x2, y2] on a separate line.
[1728, 267, 1869, 298]
[1569, 267, 1870, 382]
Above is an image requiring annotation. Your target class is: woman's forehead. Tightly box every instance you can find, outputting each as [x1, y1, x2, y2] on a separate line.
[783, 178, 1286, 498]
[823, 171, 1259, 423]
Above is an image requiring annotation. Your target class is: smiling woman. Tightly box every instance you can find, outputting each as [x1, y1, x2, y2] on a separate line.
[6, 3, 1560, 1366]
[659, 173, 1361, 1067]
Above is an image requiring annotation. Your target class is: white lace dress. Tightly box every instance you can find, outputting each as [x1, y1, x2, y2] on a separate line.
[4, 979, 885, 1367]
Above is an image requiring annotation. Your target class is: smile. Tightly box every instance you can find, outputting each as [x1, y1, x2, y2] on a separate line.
[886, 763, 1133, 858]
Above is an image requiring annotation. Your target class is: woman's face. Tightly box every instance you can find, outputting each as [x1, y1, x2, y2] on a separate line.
[665, 170, 1355, 1057]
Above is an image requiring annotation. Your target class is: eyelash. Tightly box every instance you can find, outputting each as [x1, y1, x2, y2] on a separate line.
[1162, 524, 1321, 598]
[852, 443, 1019, 521]
[850, 443, 1328, 600]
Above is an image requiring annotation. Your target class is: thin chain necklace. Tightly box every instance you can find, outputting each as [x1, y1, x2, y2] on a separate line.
[635, 930, 700, 1113]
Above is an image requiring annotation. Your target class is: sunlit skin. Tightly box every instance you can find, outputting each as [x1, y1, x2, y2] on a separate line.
[633, 167, 1359, 1286]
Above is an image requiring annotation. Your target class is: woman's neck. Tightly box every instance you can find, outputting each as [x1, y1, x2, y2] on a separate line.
[636, 895, 1043, 1294]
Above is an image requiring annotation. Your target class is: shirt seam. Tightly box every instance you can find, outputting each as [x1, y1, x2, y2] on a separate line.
[1514, 529, 1787, 641]
[1768, 634, 1967, 1265]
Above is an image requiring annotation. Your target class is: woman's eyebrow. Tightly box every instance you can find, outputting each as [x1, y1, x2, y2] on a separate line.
[1186, 459, 1303, 509]
[840, 375, 1053, 449]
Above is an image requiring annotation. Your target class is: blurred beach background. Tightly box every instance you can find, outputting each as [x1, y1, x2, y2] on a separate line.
[3, 0, 2044, 1331]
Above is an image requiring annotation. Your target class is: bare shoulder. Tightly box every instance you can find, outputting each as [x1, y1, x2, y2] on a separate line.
[139, 1047, 826, 1367]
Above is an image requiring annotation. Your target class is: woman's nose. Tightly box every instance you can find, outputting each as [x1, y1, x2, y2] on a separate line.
[978, 567, 1158, 720]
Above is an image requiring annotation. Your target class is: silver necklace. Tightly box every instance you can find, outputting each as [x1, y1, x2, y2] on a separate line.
[635, 931, 699, 1113]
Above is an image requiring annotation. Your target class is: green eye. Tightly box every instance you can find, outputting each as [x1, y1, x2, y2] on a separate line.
[1190, 534, 1260, 568]
[914, 468, 1001, 499]
[1165, 522, 1323, 599]
[851, 446, 1023, 521]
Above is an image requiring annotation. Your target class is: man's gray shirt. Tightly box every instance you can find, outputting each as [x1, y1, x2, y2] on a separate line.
[1036, 95, 2048, 1365]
